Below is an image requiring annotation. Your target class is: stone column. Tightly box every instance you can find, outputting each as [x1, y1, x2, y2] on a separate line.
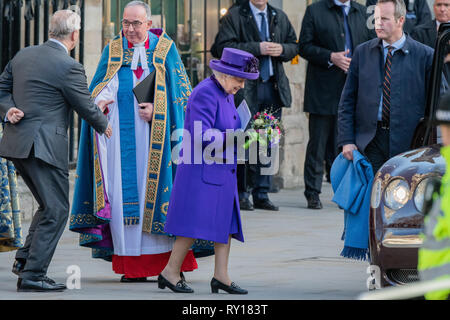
[274, 0, 308, 190]
[84, 0, 104, 83]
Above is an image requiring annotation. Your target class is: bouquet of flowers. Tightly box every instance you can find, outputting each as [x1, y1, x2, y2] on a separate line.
[244, 110, 283, 150]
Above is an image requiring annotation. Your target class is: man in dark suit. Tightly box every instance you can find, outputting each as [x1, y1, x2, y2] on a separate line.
[298, 0, 372, 209]
[411, 0, 450, 81]
[411, 0, 450, 47]
[366, 0, 432, 34]
[0, 10, 112, 292]
[338, 0, 434, 174]
[211, 0, 298, 211]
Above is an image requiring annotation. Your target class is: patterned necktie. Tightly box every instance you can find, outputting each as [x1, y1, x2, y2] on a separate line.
[258, 12, 270, 81]
[382, 46, 394, 127]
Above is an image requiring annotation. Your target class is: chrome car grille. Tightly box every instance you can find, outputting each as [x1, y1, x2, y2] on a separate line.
[387, 269, 420, 285]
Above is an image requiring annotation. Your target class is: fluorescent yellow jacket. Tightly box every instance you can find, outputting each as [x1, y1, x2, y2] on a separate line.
[418, 145, 450, 300]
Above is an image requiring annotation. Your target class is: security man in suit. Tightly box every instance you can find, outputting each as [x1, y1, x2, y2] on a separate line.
[299, 0, 372, 209]
[338, 0, 434, 174]
[0, 10, 112, 292]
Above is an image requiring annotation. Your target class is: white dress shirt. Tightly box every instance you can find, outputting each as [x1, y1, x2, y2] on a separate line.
[249, 1, 274, 77]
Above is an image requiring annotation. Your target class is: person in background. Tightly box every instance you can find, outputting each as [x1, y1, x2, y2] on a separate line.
[211, 0, 298, 212]
[411, 0, 450, 82]
[298, 0, 372, 209]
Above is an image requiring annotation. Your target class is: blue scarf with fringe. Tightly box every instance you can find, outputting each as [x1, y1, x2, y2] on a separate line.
[330, 150, 373, 261]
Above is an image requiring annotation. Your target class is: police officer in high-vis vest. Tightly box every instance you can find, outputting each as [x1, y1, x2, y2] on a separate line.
[418, 92, 450, 300]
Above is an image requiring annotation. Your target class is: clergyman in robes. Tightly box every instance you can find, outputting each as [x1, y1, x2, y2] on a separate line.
[70, 1, 198, 282]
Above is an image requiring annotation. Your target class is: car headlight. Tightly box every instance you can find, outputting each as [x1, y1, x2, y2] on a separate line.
[413, 178, 431, 213]
[371, 179, 382, 208]
[384, 179, 410, 210]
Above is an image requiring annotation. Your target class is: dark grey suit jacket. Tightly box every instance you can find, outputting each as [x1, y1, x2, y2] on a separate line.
[0, 40, 109, 171]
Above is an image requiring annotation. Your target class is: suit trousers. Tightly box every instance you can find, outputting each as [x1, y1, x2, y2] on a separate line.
[13, 148, 69, 280]
[303, 114, 337, 198]
[364, 124, 390, 175]
[238, 78, 282, 202]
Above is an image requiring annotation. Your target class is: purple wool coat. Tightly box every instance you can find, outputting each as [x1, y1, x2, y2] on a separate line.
[164, 76, 244, 244]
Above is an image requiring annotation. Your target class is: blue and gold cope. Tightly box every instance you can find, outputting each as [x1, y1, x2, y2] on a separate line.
[0, 124, 23, 252]
[69, 31, 193, 260]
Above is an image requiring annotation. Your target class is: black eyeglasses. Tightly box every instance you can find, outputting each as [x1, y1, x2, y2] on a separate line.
[121, 20, 145, 28]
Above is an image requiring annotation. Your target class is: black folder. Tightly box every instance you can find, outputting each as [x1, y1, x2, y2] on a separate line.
[132, 70, 156, 105]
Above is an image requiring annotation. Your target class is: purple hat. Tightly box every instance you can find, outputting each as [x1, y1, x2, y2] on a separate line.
[210, 48, 260, 80]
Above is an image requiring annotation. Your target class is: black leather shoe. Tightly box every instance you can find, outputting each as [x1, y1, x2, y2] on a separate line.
[253, 199, 279, 211]
[307, 195, 323, 209]
[157, 274, 194, 293]
[12, 259, 25, 276]
[17, 278, 66, 292]
[210, 278, 248, 294]
[239, 198, 254, 211]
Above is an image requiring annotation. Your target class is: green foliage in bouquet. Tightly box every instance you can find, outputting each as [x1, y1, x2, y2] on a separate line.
[244, 110, 283, 150]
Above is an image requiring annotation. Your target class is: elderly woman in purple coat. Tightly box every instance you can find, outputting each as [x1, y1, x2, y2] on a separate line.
[158, 48, 259, 294]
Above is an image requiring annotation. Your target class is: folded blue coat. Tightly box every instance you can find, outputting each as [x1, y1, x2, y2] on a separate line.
[330, 150, 374, 261]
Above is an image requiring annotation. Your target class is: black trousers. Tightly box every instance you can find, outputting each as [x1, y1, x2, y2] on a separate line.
[238, 78, 282, 202]
[303, 114, 337, 198]
[364, 124, 390, 175]
[13, 149, 69, 280]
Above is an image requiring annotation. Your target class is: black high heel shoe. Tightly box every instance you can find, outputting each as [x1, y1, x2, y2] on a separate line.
[210, 278, 248, 294]
[158, 274, 194, 293]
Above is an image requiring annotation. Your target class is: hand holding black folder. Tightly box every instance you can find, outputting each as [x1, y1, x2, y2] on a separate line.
[133, 70, 156, 108]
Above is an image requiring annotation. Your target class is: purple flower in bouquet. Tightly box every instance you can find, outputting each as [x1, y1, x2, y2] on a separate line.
[244, 110, 283, 149]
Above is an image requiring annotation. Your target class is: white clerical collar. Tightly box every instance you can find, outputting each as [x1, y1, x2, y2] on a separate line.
[249, 1, 268, 16]
[49, 38, 69, 54]
[130, 36, 149, 71]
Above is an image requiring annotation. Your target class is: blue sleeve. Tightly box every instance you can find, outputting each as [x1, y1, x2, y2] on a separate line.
[337, 46, 361, 148]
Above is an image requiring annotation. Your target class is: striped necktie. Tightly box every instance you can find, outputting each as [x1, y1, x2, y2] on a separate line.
[382, 46, 394, 127]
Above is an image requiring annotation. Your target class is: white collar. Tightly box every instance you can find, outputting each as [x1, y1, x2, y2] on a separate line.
[334, 0, 351, 8]
[131, 42, 149, 71]
[249, 1, 268, 16]
[436, 20, 450, 28]
[49, 38, 69, 54]
[382, 33, 406, 50]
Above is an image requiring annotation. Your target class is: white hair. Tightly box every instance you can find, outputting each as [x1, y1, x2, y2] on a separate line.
[125, 1, 152, 19]
[49, 10, 81, 40]
[212, 69, 229, 79]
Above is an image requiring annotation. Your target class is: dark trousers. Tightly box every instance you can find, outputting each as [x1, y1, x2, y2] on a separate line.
[13, 149, 69, 280]
[238, 78, 282, 202]
[364, 124, 390, 174]
[304, 114, 337, 198]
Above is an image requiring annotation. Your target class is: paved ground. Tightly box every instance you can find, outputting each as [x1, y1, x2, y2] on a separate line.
[0, 181, 370, 300]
